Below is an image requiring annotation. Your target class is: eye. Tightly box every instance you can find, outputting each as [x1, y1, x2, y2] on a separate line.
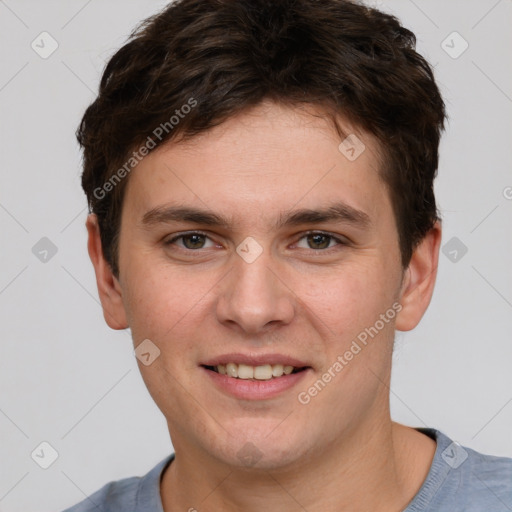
[163, 230, 348, 253]
[165, 231, 217, 250]
[295, 231, 346, 250]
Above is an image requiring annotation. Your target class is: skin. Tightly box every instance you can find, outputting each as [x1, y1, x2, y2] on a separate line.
[87, 100, 442, 511]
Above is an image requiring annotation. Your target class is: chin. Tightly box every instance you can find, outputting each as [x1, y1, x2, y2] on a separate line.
[207, 421, 309, 471]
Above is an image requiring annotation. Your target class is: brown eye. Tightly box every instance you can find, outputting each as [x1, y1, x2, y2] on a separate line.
[181, 233, 206, 249]
[306, 233, 332, 249]
[296, 232, 345, 250]
[165, 232, 216, 250]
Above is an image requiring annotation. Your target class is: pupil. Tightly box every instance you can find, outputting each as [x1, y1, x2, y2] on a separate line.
[308, 234, 329, 249]
[182, 234, 331, 250]
[184, 234, 205, 249]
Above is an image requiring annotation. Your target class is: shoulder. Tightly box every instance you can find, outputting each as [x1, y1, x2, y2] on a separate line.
[410, 428, 512, 511]
[457, 445, 512, 502]
[61, 476, 140, 512]
[60, 477, 140, 512]
[61, 454, 174, 512]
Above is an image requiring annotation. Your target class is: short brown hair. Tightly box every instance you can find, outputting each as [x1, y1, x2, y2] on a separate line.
[78, 0, 446, 277]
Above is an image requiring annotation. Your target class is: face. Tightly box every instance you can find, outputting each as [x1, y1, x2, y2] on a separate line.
[89, 101, 439, 471]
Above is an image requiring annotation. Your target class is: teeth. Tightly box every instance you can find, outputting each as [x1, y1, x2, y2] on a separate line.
[226, 363, 238, 378]
[283, 365, 294, 375]
[254, 364, 272, 380]
[238, 364, 254, 379]
[213, 363, 300, 380]
[272, 364, 284, 377]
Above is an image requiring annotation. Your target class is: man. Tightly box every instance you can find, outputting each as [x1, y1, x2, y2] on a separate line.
[63, 0, 512, 510]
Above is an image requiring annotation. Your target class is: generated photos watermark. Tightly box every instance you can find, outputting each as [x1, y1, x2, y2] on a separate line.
[297, 302, 402, 404]
[93, 97, 198, 200]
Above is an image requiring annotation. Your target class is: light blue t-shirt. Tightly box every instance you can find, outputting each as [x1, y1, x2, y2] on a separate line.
[62, 428, 512, 511]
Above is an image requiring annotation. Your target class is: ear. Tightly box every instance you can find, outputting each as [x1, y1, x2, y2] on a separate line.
[395, 221, 442, 331]
[86, 214, 128, 330]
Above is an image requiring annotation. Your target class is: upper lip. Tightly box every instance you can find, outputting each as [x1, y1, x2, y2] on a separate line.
[202, 353, 310, 368]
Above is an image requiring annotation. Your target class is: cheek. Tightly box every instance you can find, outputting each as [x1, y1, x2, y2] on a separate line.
[121, 256, 188, 342]
[121, 252, 221, 354]
[301, 262, 396, 339]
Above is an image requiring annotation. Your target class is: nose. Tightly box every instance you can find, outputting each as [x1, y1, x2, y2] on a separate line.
[215, 248, 295, 335]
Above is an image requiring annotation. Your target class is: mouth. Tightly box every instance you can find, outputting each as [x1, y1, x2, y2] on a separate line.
[200, 354, 312, 400]
[202, 363, 309, 380]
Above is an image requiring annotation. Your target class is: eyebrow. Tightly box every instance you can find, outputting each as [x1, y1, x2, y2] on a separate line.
[141, 201, 372, 230]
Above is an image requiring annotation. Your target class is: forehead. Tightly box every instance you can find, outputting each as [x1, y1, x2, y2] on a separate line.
[122, 102, 391, 231]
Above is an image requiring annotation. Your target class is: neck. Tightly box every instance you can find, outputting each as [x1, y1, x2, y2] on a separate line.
[160, 417, 436, 512]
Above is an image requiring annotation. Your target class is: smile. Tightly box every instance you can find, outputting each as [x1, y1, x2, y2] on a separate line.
[204, 363, 306, 380]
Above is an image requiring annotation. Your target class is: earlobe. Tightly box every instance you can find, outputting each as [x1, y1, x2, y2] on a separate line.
[395, 221, 442, 332]
[86, 214, 129, 330]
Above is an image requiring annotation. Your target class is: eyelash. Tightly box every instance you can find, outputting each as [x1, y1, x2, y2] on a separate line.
[164, 230, 348, 252]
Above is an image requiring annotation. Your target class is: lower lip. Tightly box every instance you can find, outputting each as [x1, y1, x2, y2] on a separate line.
[202, 366, 311, 400]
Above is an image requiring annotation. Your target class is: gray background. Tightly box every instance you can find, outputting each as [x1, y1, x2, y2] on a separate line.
[0, 0, 511, 510]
